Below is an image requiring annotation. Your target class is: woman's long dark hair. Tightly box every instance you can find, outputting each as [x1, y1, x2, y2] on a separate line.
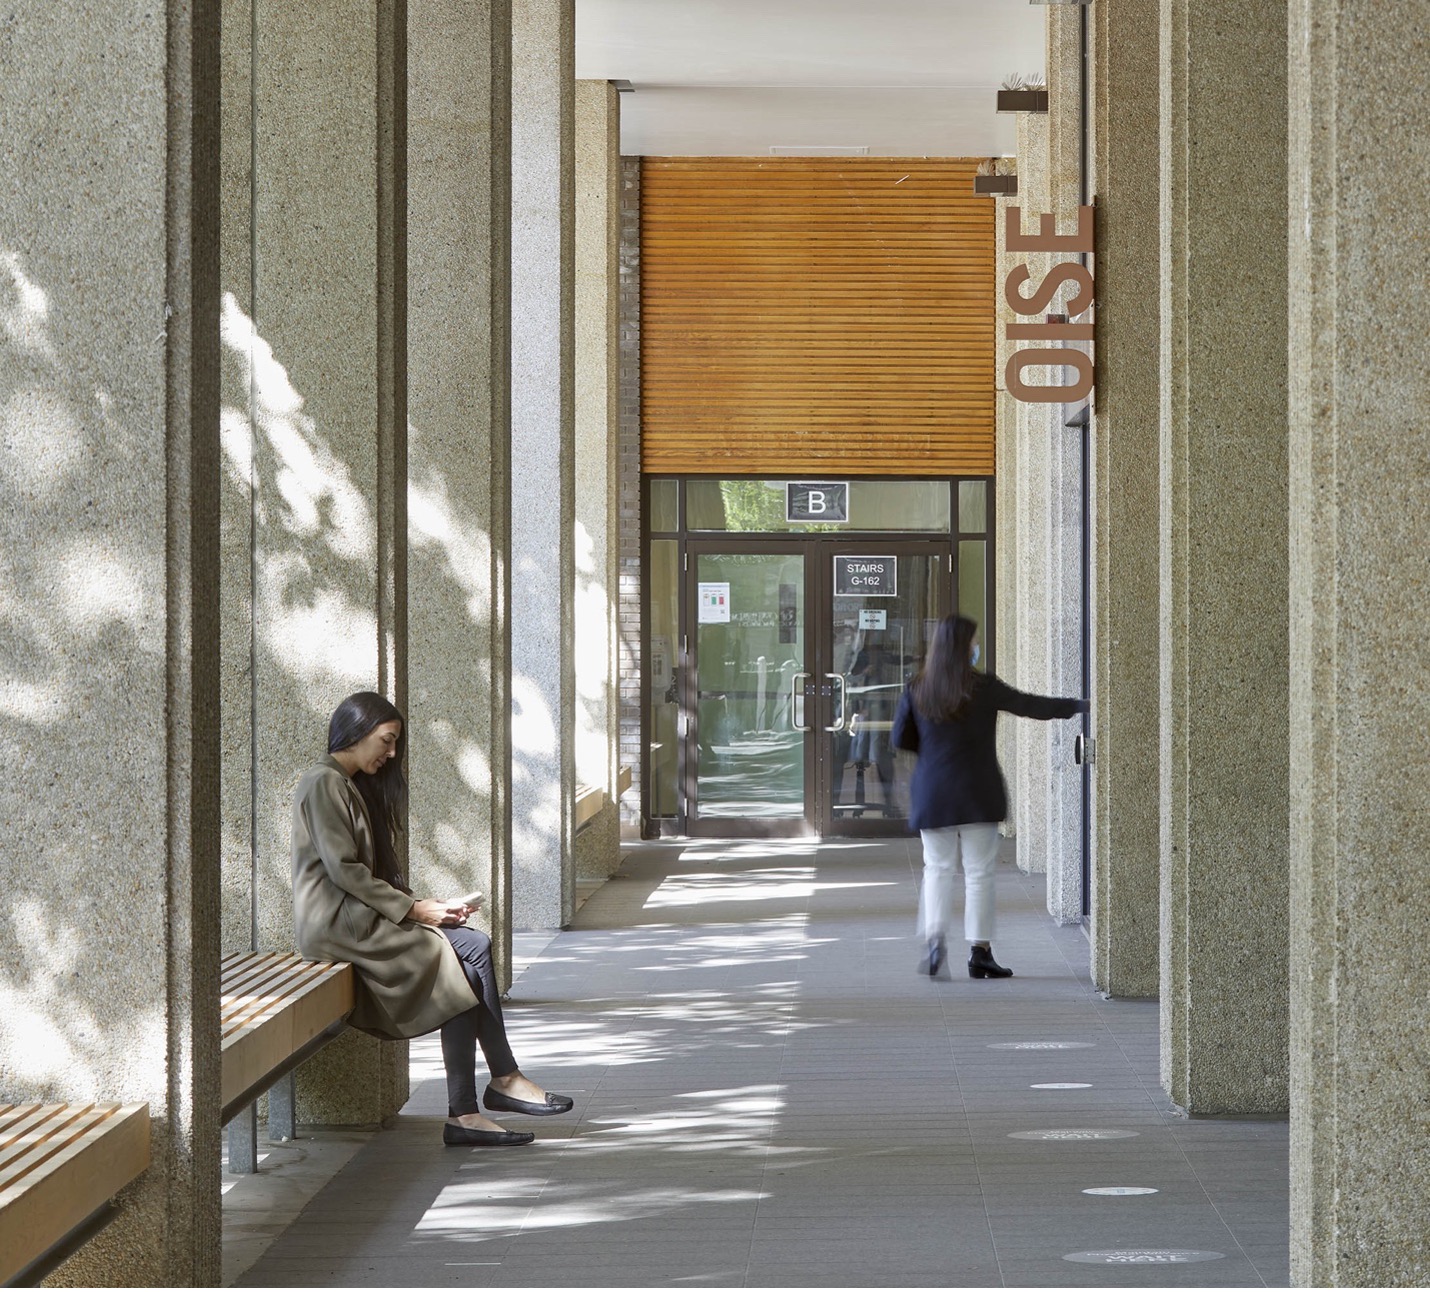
[328, 691, 409, 891]
[911, 614, 979, 723]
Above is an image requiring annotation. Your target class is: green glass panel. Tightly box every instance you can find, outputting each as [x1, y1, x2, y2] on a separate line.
[827, 551, 949, 824]
[686, 479, 950, 533]
[649, 478, 678, 533]
[694, 551, 806, 818]
[958, 540, 987, 664]
[958, 480, 988, 534]
[648, 539, 679, 816]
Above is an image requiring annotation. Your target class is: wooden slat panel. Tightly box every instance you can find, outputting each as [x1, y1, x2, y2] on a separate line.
[0, 1102, 150, 1285]
[220, 953, 354, 1110]
[574, 784, 605, 830]
[640, 158, 995, 477]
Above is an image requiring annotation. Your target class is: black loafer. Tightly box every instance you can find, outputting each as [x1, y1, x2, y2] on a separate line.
[483, 1086, 574, 1117]
[443, 1122, 535, 1147]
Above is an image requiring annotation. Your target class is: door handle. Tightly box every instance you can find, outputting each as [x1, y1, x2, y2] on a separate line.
[1074, 733, 1095, 766]
[823, 673, 847, 732]
[790, 671, 812, 732]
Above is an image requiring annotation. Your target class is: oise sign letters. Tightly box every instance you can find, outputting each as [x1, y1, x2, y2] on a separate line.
[1004, 205, 1095, 404]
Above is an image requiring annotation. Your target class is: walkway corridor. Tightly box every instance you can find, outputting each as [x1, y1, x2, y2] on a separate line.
[232, 840, 1289, 1288]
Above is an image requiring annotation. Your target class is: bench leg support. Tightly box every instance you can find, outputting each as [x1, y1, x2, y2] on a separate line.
[227, 1103, 258, 1175]
[268, 1073, 296, 1143]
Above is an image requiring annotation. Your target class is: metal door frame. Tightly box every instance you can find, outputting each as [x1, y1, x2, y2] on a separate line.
[681, 538, 817, 838]
[815, 538, 953, 838]
[677, 535, 954, 838]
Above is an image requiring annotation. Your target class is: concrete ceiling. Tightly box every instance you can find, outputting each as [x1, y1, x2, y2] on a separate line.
[575, 0, 1047, 158]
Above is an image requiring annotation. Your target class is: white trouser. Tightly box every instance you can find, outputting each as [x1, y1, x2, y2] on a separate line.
[918, 823, 1002, 944]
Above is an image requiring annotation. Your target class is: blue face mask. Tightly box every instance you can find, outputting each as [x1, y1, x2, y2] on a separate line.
[971, 643, 981, 667]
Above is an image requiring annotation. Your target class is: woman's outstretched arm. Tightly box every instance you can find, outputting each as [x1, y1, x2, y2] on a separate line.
[986, 675, 1089, 721]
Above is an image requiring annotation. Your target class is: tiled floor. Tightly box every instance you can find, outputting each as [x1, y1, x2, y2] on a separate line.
[232, 838, 1289, 1288]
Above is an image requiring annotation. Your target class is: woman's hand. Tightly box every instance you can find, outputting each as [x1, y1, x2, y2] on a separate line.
[409, 898, 469, 927]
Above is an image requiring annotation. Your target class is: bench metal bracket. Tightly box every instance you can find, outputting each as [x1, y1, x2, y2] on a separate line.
[222, 1019, 348, 1174]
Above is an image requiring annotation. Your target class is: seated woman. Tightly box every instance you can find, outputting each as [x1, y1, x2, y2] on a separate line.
[292, 690, 572, 1147]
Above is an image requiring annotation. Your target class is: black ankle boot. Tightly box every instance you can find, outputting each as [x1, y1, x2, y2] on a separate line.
[968, 944, 1012, 978]
[924, 935, 946, 977]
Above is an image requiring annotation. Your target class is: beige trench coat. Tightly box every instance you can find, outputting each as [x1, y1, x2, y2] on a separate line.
[291, 757, 477, 1039]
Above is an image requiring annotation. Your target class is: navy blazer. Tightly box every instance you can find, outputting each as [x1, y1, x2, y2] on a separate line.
[891, 674, 1087, 831]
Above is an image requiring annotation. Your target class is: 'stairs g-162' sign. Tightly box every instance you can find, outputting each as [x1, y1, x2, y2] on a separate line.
[1004, 205, 1095, 404]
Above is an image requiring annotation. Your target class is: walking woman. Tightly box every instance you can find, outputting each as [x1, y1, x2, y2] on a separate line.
[292, 691, 572, 1146]
[891, 615, 1088, 979]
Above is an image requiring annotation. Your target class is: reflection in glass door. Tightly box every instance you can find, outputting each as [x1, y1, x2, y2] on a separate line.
[822, 546, 952, 835]
[689, 550, 807, 826]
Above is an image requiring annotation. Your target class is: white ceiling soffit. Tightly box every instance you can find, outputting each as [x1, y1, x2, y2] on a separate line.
[575, 0, 1047, 158]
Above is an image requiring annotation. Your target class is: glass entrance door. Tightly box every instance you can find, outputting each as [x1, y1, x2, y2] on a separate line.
[683, 540, 953, 837]
[687, 549, 810, 829]
[820, 544, 952, 835]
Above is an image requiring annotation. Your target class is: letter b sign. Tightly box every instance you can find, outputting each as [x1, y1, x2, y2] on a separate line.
[787, 482, 849, 524]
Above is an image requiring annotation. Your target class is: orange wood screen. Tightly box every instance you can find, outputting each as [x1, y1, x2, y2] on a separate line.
[640, 158, 995, 476]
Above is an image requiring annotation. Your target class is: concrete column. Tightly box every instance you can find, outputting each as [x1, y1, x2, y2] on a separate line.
[573, 79, 622, 880]
[220, 0, 258, 958]
[406, 0, 514, 983]
[221, 0, 409, 1124]
[1288, 2, 1430, 1282]
[616, 157, 644, 835]
[1007, 109, 1051, 873]
[1089, 0, 1160, 997]
[1000, 11, 1084, 920]
[1041, 7, 1086, 923]
[1158, 0, 1288, 1113]
[0, 1, 221, 1282]
[509, 0, 575, 929]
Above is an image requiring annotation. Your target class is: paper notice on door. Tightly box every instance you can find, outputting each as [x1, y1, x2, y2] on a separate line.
[859, 609, 887, 630]
[698, 582, 731, 623]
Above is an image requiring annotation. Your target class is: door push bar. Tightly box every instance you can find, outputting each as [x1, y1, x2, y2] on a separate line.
[790, 671, 812, 732]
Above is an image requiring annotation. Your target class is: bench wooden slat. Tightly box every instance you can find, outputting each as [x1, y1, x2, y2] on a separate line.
[220, 953, 354, 1112]
[575, 765, 632, 829]
[574, 782, 605, 829]
[221, 958, 349, 1041]
[0, 1103, 149, 1286]
[221, 951, 333, 1004]
[0, 1104, 116, 1181]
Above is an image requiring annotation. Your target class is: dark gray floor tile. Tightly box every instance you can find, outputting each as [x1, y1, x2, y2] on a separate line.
[230, 845, 1287, 1289]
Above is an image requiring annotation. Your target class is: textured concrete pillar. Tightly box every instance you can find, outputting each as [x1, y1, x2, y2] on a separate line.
[1288, 2, 1430, 1282]
[220, 1, 410, 1123]
[615, 157, 644, 836]
[1041, 7, 1086, 923]
[1089, 0, 1160, 997]
[0, 1, 222, 1282]
[1000, 9, 1084, 921]
[220, 0, 258, 959]
[1158, 0, 1288, 1113]
[510, 0, 575, 929]
[407, 0, 514, 984]
[573, 79, 622, 879]
[1006, 108, 1051, 872]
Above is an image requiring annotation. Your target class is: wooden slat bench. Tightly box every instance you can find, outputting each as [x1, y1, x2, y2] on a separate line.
[0, 1102, 149, 1287]
[221, 952, 354, 1173]
[575, 764, 633, 831]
